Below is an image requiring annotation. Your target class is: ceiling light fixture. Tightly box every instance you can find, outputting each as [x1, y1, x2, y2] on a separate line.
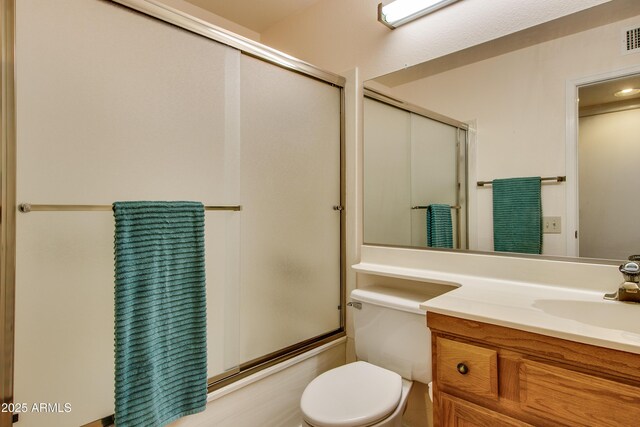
[614, 88, 640, 97]
[378, 0, 461, 29]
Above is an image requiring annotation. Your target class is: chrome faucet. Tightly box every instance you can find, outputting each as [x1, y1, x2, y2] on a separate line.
[604, 256, 640, 302]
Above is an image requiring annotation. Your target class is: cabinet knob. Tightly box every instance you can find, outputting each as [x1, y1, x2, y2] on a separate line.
[457, 362, 469, 375]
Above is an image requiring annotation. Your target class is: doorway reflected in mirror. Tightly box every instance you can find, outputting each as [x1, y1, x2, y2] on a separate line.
[578, 73, 640, 260]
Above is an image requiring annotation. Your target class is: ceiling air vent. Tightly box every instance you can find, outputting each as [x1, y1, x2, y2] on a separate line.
[623, 26, 640, 54]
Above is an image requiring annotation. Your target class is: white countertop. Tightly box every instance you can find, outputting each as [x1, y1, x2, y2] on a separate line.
[352, 262, 640, 355]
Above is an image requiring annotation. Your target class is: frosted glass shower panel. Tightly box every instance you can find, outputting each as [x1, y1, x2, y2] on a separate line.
[410, 114, 458, 247]
[239, 55, 342, 363]
[14, 1, 241, 425]
[363, 98, 412, 246]
[363, 96, 465, 249]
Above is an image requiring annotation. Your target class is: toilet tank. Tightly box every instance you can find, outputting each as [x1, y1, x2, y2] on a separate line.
[351, 283, 456, 384]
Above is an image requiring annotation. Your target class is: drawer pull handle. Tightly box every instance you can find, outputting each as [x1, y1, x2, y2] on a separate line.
[457, 363, 469, 375]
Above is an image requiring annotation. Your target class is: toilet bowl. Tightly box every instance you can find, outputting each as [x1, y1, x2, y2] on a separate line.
[301, 361, 412, 427]
[300, 285, 438, 427]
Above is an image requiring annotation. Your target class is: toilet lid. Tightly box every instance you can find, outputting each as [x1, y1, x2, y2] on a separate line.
[301, 361, 402, 427]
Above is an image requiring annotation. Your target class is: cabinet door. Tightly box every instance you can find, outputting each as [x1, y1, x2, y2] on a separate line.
[520, 359, 640, 426]
[440, 393, 531, 427]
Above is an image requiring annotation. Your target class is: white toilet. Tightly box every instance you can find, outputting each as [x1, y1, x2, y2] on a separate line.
[300, 284, 434, 427]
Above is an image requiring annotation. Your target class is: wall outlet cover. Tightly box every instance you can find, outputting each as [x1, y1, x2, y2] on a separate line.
[543, 216, 561, 234]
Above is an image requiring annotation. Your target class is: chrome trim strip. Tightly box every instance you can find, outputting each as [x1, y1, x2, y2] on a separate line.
[463, 128, 470, 248]
[0, 0, 16, 424]
[80, 414, 114, 427]
[455, 129, 461, 249]
[339, 87, 346, 330]
[207, 367, 241, 385]
[110, 0, 345, 88]
[208, 330, 346, 392]
[364, 87, 469, 130]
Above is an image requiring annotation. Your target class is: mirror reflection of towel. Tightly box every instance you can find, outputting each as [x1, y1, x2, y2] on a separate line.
[427, 204, 453, 248]
[492, 177, 542, 254]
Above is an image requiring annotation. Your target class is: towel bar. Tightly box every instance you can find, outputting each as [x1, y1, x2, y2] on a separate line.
[477, 176, 566, 187]
[412, 205, 461, 210]
[18, 203, 242, 213]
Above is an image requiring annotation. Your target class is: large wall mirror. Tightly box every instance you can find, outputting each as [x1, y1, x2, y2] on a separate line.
[363, 0, 640, 262]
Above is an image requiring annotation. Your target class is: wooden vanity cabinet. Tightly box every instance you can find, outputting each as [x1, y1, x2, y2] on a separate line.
[428, 312, 640, 427]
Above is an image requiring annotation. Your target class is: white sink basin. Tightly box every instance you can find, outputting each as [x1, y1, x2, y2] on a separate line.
[533, 299, 640, 334]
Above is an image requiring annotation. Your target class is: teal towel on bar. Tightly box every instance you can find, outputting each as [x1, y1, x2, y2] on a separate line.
[426, 204, 453, 248]
[492, 177, 542, 254]
[113, 201, 207, 427]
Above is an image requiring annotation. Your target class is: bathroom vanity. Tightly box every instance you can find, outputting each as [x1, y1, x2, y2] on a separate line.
[352, 253, 640, 427]
[428, 312, 640, 426]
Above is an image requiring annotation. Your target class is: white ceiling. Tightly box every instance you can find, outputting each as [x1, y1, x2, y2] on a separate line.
[183, 0, 321, 33]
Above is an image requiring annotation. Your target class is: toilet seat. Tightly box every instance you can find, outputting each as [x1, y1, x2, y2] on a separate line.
[300, 361, 402, 427]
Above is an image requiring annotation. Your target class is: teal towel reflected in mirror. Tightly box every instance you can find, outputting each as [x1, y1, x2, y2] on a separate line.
[492, 177, 542, 254]
[427, 204, 454, 248]
[113, 201, 208, 427]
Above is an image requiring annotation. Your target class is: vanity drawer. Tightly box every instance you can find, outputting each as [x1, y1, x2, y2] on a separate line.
[437, 337, 498, 400]
[520, 360, 640, 427]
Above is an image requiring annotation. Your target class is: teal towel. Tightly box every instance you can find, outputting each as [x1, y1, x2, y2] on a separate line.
[426, 204, 453, 248]
[113, 201, 207, 427]
[492, 177, 542, 254]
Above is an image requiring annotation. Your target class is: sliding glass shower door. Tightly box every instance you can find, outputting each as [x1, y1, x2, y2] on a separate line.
[239, 56, 342, 365]
[12, 1, 344, 425]
[363, 95, 467, 249]
[409, 113, 460, 248]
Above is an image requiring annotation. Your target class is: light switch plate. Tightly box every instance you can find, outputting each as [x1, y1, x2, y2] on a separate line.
[543, 216, 561, 234]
